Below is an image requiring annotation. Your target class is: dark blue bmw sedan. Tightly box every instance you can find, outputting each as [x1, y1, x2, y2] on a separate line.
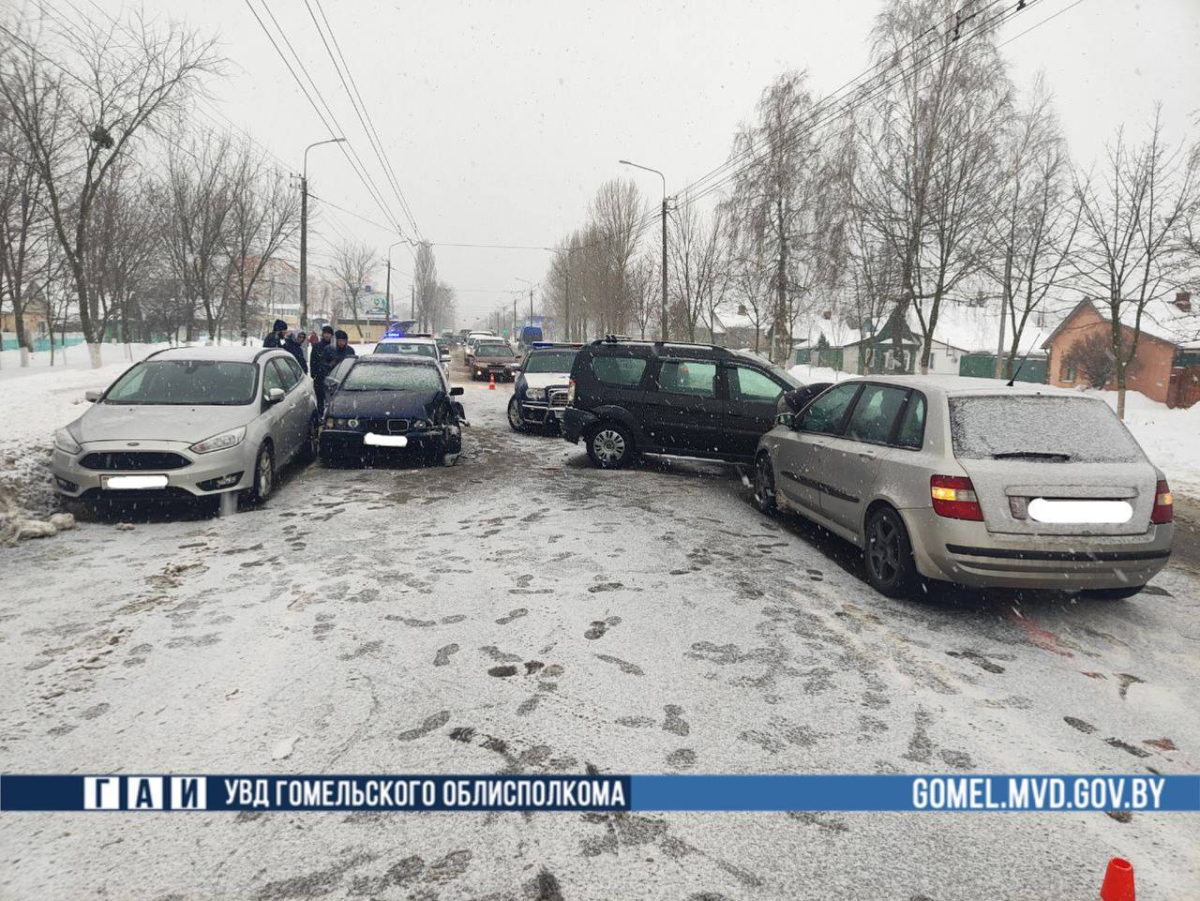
[319, 356, 466, 466]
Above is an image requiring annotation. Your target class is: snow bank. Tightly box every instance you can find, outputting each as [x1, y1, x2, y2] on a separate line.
[787, 364, 854, 385]
[1098, 391, 1200, 498]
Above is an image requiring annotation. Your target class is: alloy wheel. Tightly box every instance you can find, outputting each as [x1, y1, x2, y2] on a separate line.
[866, 514, 900, 584]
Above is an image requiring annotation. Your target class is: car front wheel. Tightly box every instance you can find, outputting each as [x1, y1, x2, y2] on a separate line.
[863, 506, 918, 598]
[507, 396, 527, 432]
[585, 423, 635, 469]
[250, 443, 275, 503]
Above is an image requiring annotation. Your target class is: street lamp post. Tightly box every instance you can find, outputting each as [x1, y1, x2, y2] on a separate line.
[619, 159, 668, 341]
[300, 137, 347, 328]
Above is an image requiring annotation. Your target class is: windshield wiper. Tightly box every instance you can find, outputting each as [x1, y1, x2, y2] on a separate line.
[992, 451, 1073, 461]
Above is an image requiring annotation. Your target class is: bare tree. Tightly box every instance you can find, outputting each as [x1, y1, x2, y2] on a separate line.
[855, 0, 1011, 373]
[330, 240, 376, 339]
[86, 157, 156, 349]
[0, 114, 50, 366]
[628, 252, 659, 340]
[726, 70, 824, 362]
[1061, 331, 1134, 389]
[158, 128, 236, 340]
[988, 73, 1079, 377]
[227, 141, 301, 344]
[668, 200, 726, 342]
[0, 10, 219, 366]
[1073, 109, 1197, 417]
[413, 242, 437, 332]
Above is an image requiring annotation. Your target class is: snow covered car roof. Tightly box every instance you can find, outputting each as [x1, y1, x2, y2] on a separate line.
[148, 345, 286, 363]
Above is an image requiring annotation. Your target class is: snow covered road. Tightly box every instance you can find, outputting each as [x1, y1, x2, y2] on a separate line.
[1, 371, 1198, 900]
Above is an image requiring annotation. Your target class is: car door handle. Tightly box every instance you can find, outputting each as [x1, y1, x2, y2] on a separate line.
[858, 450, 876, 459]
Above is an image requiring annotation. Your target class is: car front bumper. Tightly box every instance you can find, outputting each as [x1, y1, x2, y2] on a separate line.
[560, 407, 598, 444]
[901, 507, 1173, 590]
[51, 440, 254, 500]
[319, 427, 454, 458]
[515, 397, 569, 426]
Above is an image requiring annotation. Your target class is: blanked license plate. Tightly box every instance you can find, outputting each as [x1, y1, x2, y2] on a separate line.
[1028, 498, 1133, 524]
[102, 474, 169, 490]
[364, 433, 408, 448]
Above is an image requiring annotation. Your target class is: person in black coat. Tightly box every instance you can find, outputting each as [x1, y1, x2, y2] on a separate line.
[330, 330, 357, 367]
[283, 330, 308, 374]
[263, 319, 288, 348]
[310, 325, 335, 413]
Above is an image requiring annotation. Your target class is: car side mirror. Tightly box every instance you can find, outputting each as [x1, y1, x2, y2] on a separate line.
[265, 387, 285, 404]
[84, 390, 102, 403]
[776, 412, 795, 429]
[450, 386, 464, 396]
[324, 377, 339, 391]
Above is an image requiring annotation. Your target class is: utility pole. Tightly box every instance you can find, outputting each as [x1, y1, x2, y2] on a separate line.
[300, 137, 346, 328]
[385, 240, 404, 325]
[660, 196, 668, 341]
[410, 284, 415, 320]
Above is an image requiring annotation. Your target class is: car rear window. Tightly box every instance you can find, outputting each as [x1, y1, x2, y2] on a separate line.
[948, 395, 1144, 463]
[591, 355, 646, 387]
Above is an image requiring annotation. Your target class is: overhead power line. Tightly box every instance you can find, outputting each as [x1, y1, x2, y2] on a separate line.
[306, 0, 423, 242]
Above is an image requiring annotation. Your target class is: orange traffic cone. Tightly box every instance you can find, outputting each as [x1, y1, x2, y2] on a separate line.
[1100, 857, 1135, 901]
[489, 373, 496, 390]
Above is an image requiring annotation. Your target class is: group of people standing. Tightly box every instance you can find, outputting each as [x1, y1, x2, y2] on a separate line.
[263, 318, 356, 412]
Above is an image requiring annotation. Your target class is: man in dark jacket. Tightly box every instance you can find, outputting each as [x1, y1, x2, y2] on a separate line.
[264, 319, 288, 348]
[283, 330, 308, 374]
[310, 325, 335, 413]
[331, 329, 356, 367]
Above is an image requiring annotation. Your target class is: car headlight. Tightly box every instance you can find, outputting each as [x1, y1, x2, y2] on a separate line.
[190, 426, 246, 454]
[324, 417, 358, 430]
[411, 419, 429, 430]
[54, 428, 81, 455]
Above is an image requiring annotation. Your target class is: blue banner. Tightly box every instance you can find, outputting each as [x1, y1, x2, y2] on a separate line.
[2, 774, 1196, 813]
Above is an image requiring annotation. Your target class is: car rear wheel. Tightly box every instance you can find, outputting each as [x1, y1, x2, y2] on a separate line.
[507, 397, 527, 432]
[753, 453, 777, 515]
[250, 443, 275, 504]
[298, 416, 319, 464]
[864, 506, 918, 598]
[1081, 586, 1144, 600]
[586, 422, 635, 469]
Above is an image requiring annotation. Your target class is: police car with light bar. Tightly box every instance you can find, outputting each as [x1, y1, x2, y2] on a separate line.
[508, 343, 582, 433]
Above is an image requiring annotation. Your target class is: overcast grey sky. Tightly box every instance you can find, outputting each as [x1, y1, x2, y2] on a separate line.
[96, 0, 1200, 325]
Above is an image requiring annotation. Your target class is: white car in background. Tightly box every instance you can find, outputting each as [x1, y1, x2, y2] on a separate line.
[373, 335, 450, 378]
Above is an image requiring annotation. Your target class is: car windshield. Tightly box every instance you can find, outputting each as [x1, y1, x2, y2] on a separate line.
[524, 351, 577, 373]
[341, 362, 443, 392]
[948, 395, 1145, 463]
[374, 342, 437, 358]
[103, 360, 257, 405]
[476, 343, 513, 357]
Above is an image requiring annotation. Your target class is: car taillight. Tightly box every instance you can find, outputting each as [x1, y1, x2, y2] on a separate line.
[1151, 479, 1173, 524]
[567, 379, 576, 404]
[930, 475, 984, 521]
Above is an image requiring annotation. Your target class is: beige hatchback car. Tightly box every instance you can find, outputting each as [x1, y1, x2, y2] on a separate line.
[753, 376, 1173, 598]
